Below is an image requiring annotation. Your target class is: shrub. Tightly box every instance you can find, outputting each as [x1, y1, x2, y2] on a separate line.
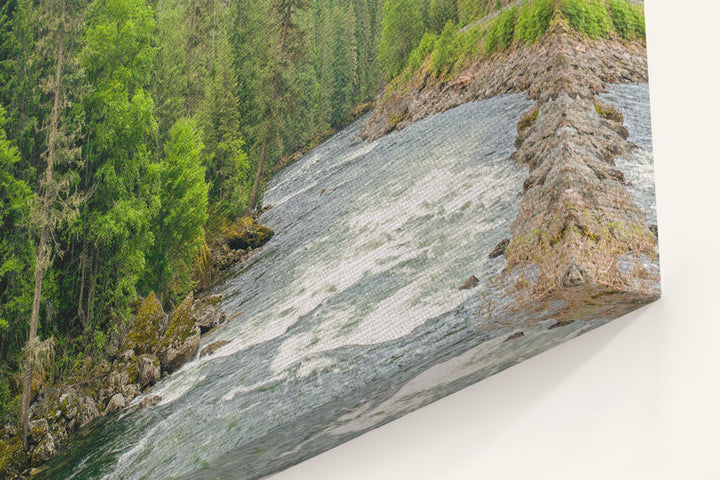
[432, 21, 459, 76]
[607, 0, 645, 39]
[484, 6, 517, 56]
[561, 0, 612, 39]
[515, 0, 554, 44]
[406, 32, 438, 74]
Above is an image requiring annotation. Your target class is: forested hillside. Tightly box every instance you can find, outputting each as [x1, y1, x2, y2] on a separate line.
[0, 0, 384, 429]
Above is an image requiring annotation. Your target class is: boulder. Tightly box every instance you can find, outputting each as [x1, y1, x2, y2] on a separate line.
[200, 340, 232, 358]
[489, 239, 509, 259]
[459, 275, 479, 290]
[138, 395, 162, 409]
[121, 383, 140, 403]
[224, 217, 274, 251]
[76, 396, 99, 429]
[29, 418, 49, 444]
[159, 294, 201, 374]
[504, 332, 525, 342]
[126, 394, 162, 415]
[124, 293, 168, 355]
[136, 354, 161, 389]
[30, 433, 55, 467]
[192, 294, 223, 333]
[103, 393, 126, 416]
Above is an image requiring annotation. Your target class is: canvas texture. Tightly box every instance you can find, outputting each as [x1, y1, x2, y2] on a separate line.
[1, 0, 658, 478]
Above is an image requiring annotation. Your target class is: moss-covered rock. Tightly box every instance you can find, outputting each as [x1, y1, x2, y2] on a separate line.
[125, 293, 168, 356]
[223, 217, 274, 251]
[0, 437, 26, 477]
[158, 293, 200, 374]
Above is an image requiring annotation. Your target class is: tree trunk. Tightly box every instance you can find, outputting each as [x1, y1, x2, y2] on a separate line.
[20, 0, 66, 453]
[248, 137, 268, 213]
[20, 228, 48, 452]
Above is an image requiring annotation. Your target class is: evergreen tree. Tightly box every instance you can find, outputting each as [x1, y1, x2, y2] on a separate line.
[143, 118, 207, 302]
[378, 0, 424, 78]
[76, 0, 159, 328]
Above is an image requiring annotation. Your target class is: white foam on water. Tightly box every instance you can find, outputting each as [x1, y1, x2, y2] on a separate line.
[221, 372, 289, 402]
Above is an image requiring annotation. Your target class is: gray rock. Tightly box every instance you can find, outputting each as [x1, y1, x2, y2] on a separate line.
[192, 294, 223, 332]
[459, 276, 479, 290]
[137, 354, 160, 389]
[77, 396, 99, 429]
[489, 239, 509, 259]
[159, 329, 200, 374]
[103, 393, 126, 416]
[200, 340, 232, 358]
[29, 418, 49, 444]
[30, 433, 56, 467]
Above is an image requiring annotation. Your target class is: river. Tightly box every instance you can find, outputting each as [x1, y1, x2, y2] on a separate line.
[33, 83, 655, 480]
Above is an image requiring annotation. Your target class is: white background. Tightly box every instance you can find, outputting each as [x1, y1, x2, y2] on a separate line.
[273, 1, 720, 479]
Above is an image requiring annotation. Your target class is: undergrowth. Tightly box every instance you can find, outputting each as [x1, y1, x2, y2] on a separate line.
[389, 0, 645, 90]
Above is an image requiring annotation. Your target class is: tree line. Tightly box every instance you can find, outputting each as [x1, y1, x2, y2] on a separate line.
[0, 0, 384, 425]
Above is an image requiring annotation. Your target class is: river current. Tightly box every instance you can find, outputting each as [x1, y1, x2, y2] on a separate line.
[34, 84, 655, 480]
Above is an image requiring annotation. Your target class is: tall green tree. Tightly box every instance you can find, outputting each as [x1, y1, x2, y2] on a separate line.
[247, 0, 310, 212]
[76, 0, 158, 328]
[143, 118, 207, 302]
[0, 104, 34, 374]
[200, 27, 249, 217]
[378, 0, 424, 78]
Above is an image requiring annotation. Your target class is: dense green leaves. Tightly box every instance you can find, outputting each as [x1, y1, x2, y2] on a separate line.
[0, 105, 34, 359]
[387, 0, 646, 85]
[378, 0, 425, 78]
[0, 0, 387, 384]
[144, 118, 207, 301]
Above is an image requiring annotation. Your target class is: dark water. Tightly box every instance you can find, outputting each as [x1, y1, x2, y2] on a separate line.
[34, 84, 656, 480]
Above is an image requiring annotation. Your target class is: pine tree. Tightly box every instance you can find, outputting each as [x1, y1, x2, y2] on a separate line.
[143, 118, 207, 302]
[378, 0, 425, 78]
[76, 0, 158, 328]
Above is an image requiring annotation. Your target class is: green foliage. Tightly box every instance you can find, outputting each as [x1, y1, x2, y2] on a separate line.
[428, 0, 458, 34]
[80, 0, 159, 324]
[458, 0, 491, 24]
[561, 0, 611, 39]
[515, 0, 554, 44]
[0, 105, 34, 368]
[484, 6, 517, 56]
[378, 0, 425, 78]
[432, 21, 459, 76]
[607, 0, 645, 39]
[144, 118, 208, 301]
[390, 0, 647, 86]
[406, 32, 437, 74]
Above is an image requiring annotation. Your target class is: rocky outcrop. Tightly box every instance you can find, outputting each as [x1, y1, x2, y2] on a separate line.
[192, 294, 224, 333]
[124, 293, 168, 356]
[198, 217, 275, 289]
[1, 289, 235, 475]
[224, 217, 274, 251]
[158, 293, 201, 374]
[459, 276, 479, 290]
[103, 393, 126, 416]
[200, 340, 232, 358]
[502, 18, 658, 300]
[364, 13, 659, 320]
[361, 18, 647, 141]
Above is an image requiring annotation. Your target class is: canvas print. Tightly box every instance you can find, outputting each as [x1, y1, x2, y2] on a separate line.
[0, 0, 659, 478]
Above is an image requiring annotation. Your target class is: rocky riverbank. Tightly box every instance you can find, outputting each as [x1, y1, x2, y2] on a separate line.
[364, 13, 659, 318]
[0, 217, 274, 478]
[361, 15, 648, 141]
